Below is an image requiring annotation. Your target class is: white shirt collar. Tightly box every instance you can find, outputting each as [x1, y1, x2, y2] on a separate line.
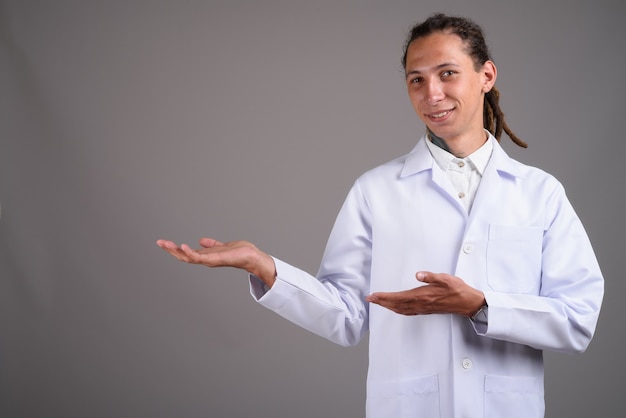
[425, 131, 494, 175]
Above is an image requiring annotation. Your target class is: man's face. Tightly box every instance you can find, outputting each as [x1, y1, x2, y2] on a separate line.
[404, 32, 496, 147]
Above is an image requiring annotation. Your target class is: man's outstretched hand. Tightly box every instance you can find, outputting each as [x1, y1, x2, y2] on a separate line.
[366, 271, 485, 317]
[156, 238, 277, 287]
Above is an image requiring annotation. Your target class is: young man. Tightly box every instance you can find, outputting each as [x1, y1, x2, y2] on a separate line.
[157, 14, 603, 418]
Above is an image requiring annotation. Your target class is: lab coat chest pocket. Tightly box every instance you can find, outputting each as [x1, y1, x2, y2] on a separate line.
[486, 225, 543, 294]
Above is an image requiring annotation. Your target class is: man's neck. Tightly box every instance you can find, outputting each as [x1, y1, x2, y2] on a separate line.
[428, 129, 488, 158]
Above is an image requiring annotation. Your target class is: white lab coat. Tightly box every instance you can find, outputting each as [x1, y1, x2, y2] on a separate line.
[250, 133, 603, 418]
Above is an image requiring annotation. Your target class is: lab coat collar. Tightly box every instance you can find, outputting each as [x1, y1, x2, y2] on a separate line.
[400, 132, 526, 180]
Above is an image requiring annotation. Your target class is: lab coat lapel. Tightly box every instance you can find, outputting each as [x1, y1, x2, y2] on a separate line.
[402, 137, 468, 216]
[431, 160, 468, 215]
[469, 139, 524, 224]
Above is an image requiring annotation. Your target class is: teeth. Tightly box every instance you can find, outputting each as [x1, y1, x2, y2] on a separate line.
[431, 111, 449, 118]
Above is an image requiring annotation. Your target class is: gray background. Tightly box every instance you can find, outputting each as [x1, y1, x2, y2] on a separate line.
[1, 0, 623, 417]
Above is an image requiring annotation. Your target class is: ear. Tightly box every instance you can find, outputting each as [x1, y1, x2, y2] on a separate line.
[481, 60, 497, 93]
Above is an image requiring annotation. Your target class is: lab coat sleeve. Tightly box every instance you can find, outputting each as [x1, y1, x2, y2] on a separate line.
[481, 181, 604, 354]
[248, 180, 372, 347]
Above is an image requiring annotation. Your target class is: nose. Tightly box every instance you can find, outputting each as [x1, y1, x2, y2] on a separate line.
[425, 80, 444, 104]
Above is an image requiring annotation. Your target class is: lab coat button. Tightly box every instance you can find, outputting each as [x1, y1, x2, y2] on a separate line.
[462, 358, 473, 369]
[462, 243, 473, 254]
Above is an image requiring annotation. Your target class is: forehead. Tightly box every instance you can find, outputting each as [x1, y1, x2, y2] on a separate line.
[405, 32, 473, 70]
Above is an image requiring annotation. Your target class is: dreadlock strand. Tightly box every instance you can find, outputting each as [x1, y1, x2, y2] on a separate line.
[485, 87, 528, 148]
[502, 120, 528, 148]
[483, 100, 494, 136]
[484, 89, 502, 140]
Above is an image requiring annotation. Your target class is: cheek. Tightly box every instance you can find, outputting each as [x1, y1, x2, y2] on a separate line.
[409, 98, 425, 119]
[407, 90, 423, 109]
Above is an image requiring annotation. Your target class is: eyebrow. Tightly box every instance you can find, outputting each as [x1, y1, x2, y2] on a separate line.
[405, 62, 460, 79]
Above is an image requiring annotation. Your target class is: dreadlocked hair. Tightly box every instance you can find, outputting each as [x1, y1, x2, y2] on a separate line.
[402, 13, 528, 148]
[484, 87, 528, 148]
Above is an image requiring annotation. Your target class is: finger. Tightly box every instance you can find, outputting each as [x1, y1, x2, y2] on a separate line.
[180, 243, 197, 256]
[156, 239, 176, 249]
[365, 294, 379, 303]
[181, 243, 221, 265]
[366, 296, 410, 315]
[366, 292, 406, 303]
[157, 241, 188, 258]
[366, 292, 387, 303]
[366, 295, 391, 309]
[155, 240, 199, 265]
[164, 247, 193, 263]
[199, 237, 223, 248]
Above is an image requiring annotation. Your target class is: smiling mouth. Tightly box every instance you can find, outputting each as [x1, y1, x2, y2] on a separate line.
[427, 109, 452, 119]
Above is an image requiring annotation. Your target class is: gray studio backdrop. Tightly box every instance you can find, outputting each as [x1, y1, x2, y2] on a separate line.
[1, 1, 624, 417]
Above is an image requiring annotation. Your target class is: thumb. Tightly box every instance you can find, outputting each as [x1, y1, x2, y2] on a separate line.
[415, 271, 433, 283]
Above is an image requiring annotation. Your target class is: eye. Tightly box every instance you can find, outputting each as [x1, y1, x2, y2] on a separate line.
[441, 70, 457, 78]
[409, 76, 422, 84]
